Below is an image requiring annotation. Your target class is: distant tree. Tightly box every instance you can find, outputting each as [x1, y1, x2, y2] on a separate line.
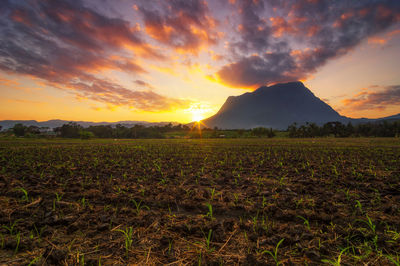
[131, 124, 145, 138]
[285, 119, 400, 138]
[79, 130, 94, 139]
[54, 122, 83, 138]
[172, 124, 183, 131]
[0, 125, 2, 132]
[115, 124, 130, 138]
[87, 125, 113, 138]
[27, 126, 40, 135]
[307, 122, 320, 137]
[251, 127, 275, 138]
[13, 123, 26, 137]
[237, 129, 245, 137]
[287, 123, 298, 138]
[323, 122, 345, 137]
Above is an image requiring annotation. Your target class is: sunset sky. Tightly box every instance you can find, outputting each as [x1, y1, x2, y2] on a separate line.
[1, 0, 400, 123]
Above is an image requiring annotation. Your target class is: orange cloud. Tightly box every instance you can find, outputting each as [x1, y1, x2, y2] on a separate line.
[270, 16, 296, 37]
[0, 76, 20, 87]
[341, 85, 400, 112]
[368, 28, 400, 47]
[139, 0, 219, 54]
[11, 9, 32, 26]
[368, 37, 387, 45]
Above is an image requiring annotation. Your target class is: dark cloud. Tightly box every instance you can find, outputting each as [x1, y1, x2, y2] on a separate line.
[342, 85, 400, 111]
[0, 0, 190, 111]
[217, 53, 298, 88]
[134, 80, 156, 90]
[217, 0, 400, 88]
[65, 77, 190, 112]
[138, 0, 219, 53]
[231, 0, 271, 54]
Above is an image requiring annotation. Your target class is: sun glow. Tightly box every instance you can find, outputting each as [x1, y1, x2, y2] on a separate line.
[192, 110, 204, 122]
[186, 103, 214, 122]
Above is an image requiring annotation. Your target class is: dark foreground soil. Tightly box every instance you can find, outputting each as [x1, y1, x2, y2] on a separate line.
[0, 138, 399, 265]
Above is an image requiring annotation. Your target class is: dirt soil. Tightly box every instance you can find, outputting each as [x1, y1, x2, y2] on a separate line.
[0, 138, 399, 265]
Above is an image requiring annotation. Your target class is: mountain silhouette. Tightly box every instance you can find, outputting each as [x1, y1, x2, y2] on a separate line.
[203, 81, 348, 129]
[2, 81, 399, 131]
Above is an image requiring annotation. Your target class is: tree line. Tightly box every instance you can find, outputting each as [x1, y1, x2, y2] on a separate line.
[2, 120, 400, 138]
[3, 122, 276, 139]
[287, 121, 400, 138]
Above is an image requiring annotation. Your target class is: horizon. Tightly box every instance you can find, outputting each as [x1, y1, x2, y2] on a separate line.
[1, 0, 400, 123]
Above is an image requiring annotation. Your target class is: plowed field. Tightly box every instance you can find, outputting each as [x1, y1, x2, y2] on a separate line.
[0, 138, 399, 265]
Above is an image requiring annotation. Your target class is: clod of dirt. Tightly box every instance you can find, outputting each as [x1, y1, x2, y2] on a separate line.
[44, 247, 67, 264]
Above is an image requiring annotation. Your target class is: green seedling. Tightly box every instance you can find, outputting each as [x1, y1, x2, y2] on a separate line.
[116, 226, 134, 257]
[205, 229, 214, 253]
[386, 229, 400, 242]
[251, 213, 259, 232]
[16, 187, 29, 202]
[28, 255, 42, 266]
[233, 193, 239, 204]
[205, 202, 214, 220]
[332, 165, 338, 176]
[2, 219, 21, 235]
[33, 224, 46, 242]
[385, 254, 400, 266]
[53, 192, 63, 211]
[168, 239, 173, 256]
[13, 232, 21, 254]
[356, 214, 376, 234]
[262, 195, 267, 208]
[321, 246, 350, 266]
[209, 187, 216, 200]
[355, 200, 363, 214]
[78, 252, 85, 266]
[297, 215, 310, 230]
[278, 176, 285, 186]
[261, 238, 284, 266]
[198, 229, 214, 253]
[130, 199, 149, 215]
[80, 197, 88, 209]
[356, 214, 378, 250]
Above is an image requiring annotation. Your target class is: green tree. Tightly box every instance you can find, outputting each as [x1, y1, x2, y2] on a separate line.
[54, 122, 83, 138]
[79, 130, 94, 139]
[252, 127, 275, 138]
[288, 123, 298, 138]
[13, 123, 26, 137]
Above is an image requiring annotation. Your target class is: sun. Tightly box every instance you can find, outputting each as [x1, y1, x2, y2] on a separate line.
[186, 102, 214, 123]
[192, 109, 204, 122]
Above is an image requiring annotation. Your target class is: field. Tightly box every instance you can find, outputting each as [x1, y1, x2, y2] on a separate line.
[0, 138, 399, 265]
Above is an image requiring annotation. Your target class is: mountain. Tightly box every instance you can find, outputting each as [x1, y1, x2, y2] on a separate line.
[0, 119, 179, 130]
[2, 81, 399, 131]
[203, 81, 349, 129]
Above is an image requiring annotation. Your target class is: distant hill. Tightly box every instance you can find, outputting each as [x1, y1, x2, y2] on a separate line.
[202, 81, 400, 129]
[0, 119, 179, 130]
[2, 81, 399, 131]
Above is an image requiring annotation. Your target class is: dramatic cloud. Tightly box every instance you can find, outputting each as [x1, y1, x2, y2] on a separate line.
[63, 77, 190, 112]
[138, 0, 219, 53]
[216, 0, 400, 88]
[231, 0, 271, 54]
[1, 0, 399, 113]
[217, 53, 298, 88]
[0, 0, 189, 111]
[342, 85, 400, 111]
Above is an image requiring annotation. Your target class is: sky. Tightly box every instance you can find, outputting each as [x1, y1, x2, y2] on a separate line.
[0, 0, 400, 123]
